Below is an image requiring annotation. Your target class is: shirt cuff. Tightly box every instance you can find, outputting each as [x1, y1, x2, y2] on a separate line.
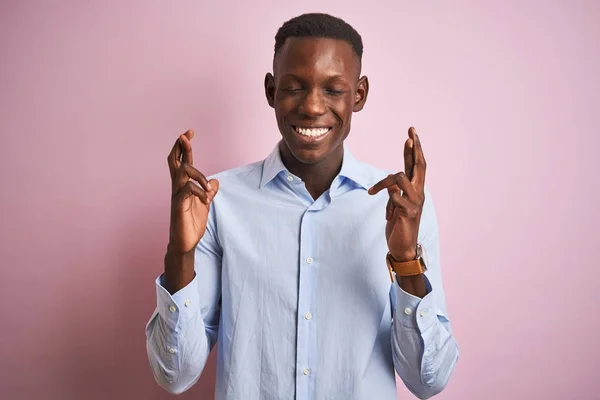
[393, 274, 437, 332]
[155, 273, 200, 330]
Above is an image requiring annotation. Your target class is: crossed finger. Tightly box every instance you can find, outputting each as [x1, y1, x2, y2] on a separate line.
[409, 127, 426, 188]
[175, 163, 211, 192]
[369, 127, 426, 195]
[369, 172, 417, 198]
[167, 129, 195, 179]
[166, 130, 212, 196]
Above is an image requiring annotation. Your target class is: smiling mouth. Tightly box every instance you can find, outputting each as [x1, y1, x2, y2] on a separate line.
[292, 125, 332, 138]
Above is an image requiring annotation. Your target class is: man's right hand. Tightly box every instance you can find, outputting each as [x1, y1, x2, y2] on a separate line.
[167, 129, 220, 255]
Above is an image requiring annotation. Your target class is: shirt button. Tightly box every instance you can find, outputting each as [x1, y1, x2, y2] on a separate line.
[184, 300, 191, 307]
[303, 368, 311, 375]
[169, 306, 176, 313]
[305, 312, 312, 320]
[420, 309, 429, 317]
[168, 347, 176, 354]
[306, 257, 313, 264]
[287, 175, 293, 181]
[404, 308, 412, 315]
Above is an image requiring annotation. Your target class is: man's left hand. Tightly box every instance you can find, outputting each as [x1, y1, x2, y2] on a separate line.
[368, 127, 426, 261]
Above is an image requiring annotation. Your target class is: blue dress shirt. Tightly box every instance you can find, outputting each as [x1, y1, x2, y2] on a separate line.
[145, 144, 459, 399]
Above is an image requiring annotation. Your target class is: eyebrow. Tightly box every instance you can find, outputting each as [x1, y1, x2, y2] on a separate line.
[278, 73, 349, 82]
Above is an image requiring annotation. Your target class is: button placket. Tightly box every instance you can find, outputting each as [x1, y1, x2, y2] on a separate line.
[296, 209, 317, 398]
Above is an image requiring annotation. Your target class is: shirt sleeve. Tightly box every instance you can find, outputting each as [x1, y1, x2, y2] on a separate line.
[390, 188, 459, 399]
[145, 204, 222, 395]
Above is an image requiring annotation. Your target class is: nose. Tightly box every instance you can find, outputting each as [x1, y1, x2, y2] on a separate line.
[298, 88, 326, 117]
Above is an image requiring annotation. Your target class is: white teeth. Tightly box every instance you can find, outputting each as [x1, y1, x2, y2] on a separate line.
[295, 127, 330, 137]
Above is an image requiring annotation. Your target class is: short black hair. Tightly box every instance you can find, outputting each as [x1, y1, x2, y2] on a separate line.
[274, 13, 363, 60]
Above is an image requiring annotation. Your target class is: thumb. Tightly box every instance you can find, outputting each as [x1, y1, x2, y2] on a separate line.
[206, 179, 220, 202]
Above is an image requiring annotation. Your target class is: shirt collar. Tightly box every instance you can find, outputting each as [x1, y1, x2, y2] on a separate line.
[259, 143, 287, 188]
[338, 146, 371, 190]
[259, 142, 371, 190]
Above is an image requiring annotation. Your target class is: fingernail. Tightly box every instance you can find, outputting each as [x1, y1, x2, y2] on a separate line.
[207, 181, 213, 190]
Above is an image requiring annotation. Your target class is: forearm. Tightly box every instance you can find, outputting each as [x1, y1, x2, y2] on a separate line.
[146, 310, 209, 394]
[164, 244, 195, 294]
[387, 187, 458, 398]
[397, 274, 427, 298]
[145, 274, 217, 394]
[391, 283, 459, 399]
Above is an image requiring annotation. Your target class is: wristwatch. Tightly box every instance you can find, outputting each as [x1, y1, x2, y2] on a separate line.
[386, 244, 427, 282]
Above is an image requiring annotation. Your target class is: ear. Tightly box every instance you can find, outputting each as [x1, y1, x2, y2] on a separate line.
[264, 73, 275, 108]
[352, 75, 369, 112]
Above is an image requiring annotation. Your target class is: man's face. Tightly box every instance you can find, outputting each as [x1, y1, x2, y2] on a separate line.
[265, 37, 369, 165]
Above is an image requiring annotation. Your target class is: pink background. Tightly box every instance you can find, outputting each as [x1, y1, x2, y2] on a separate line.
[1, 1, 599, 399]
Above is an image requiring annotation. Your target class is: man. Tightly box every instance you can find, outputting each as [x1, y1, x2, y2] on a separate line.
[146, 13, 459, 400]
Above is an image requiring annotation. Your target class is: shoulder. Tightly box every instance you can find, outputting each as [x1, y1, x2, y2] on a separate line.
[348, 157, 392, 190]
[208, 160, 263, 187]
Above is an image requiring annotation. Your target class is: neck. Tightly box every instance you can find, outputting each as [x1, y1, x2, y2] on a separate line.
[278, 141, 344, 199]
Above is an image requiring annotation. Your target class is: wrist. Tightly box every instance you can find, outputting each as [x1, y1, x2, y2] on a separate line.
[386, 243, 427, 283]
[167, 241, 193, 256]
[164, 244, 195, 294]
[390, 248, 417, 262]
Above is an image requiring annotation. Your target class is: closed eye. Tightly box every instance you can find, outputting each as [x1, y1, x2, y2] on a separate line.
[325, 89, 345, 96]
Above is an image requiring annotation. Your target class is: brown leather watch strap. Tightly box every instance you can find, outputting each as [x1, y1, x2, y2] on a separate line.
[386, 252, 425, 281]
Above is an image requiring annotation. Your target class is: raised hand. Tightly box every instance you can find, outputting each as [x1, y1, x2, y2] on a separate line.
[368, 127, 426, 262]
[167, 129, 219, 255]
